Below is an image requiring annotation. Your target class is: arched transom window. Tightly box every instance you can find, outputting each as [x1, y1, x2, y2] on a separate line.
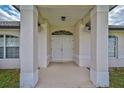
[52, 30, 73, 35]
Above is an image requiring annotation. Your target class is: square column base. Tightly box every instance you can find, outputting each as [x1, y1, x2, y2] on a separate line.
[40, 63, 48, 68]
[90, 68, 109, 87]
[20, 69, 38, 88]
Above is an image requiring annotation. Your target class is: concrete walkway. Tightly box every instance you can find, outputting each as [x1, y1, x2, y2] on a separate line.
[36, 62, 95, 88]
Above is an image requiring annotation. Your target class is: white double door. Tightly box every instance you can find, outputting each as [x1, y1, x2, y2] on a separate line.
[52, 35, 73, 62]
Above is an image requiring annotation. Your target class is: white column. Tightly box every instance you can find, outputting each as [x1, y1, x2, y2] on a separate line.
[20, 5, 38, 88]
[90, 5, 109, 87]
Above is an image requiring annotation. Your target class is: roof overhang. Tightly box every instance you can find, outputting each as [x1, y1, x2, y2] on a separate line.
[109, 25, 124, 30]
[0, 21, 124, 30]
[0, 21, 20, 29]
[14, 5, 116, 11]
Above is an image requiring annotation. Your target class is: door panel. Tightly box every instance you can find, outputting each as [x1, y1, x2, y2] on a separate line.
[52, 35, 73, 62]
[62, 36, 73, 61]
[52, 36, 63, 61]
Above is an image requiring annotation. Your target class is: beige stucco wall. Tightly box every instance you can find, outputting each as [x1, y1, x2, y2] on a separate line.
[0, 28, 124, 69]
[47, 22, 51, 64]
[74, 21, 80, 64]
[0, 29, 20, 69]
[79, 25, 91, 67]
[38, 19, 52, 68]
[38, 21, 50, 68]
[74, 19, 91, 67]
[38, 24, 47, 68]
[78, 29, 124, 67]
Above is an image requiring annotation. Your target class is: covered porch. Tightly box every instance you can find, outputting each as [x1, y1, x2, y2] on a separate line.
[19, 5, 112, 87]
[36, 62, 95, 88]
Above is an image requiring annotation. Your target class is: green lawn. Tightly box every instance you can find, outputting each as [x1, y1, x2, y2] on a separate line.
[109, 67, 124, 88]
[0, 68, 124, 88]
[0, 69, 19, 88]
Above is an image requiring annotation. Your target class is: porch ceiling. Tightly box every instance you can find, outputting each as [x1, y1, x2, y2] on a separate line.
[15, 5, 115, 28]
[37, 5, 94, 27]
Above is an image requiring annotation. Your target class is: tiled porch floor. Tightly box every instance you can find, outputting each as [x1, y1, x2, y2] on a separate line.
[36, 62, 95, 88]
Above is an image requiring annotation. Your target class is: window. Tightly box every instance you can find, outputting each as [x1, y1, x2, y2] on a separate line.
[6, 35, 19, 58]
[0, 34, 19, 59]
[0, 35, 4, 58]
[108, 36, 118, 57]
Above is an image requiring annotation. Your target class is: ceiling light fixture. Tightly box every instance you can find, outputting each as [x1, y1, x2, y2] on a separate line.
[61, 16, 66, 21]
